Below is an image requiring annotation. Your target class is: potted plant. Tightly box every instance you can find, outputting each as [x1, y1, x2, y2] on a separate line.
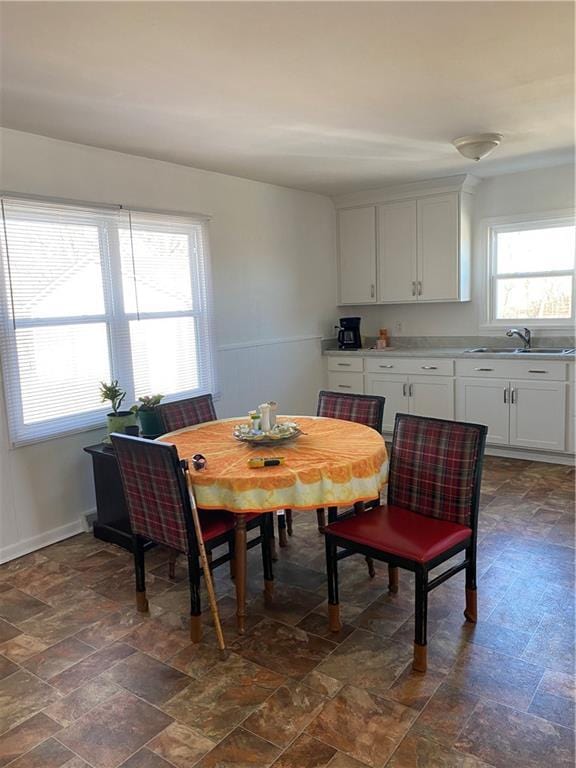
[99, 380, 137, 439]
[131, 394, 164, 437]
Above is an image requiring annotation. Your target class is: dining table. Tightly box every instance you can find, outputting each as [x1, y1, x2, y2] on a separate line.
[159, 415, 389, 634]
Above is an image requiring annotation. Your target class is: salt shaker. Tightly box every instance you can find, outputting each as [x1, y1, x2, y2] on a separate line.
[259, 403, 271, 433]
[268, 401, 277, 428]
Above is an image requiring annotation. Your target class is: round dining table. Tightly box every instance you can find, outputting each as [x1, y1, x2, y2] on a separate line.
[160, 415, 388, 633]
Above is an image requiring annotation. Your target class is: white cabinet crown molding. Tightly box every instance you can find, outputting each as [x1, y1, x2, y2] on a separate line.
[332, 174, 481, 209]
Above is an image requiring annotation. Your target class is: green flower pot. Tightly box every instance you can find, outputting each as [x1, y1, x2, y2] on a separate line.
[138, 409, 164, 438]
[105, 411, 138, 442]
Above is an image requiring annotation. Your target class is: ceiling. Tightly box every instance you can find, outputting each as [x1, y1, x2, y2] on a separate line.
[1, 1, 574, 195]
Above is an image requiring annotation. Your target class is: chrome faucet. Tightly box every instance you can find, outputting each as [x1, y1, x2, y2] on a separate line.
[506, 327, 531, 350]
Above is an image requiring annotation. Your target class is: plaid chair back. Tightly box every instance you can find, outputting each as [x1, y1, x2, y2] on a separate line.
[111, 434, 192, 553]
[388, 413, 487, 527]
[317, 390, 385, 432]
[159, 394, 217, 433]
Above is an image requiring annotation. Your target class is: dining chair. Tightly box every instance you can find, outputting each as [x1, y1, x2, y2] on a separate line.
[282, 391, 385, 577]
[324, 413, 487, 673]
[158, 393, 217, 434]
[111, 433, 274, 642]
[157, 393, 219, 578]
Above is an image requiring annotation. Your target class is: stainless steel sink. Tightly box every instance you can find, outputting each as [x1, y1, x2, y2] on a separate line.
[466, 347, 575, 355]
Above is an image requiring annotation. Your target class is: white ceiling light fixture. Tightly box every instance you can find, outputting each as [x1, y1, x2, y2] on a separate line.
[452, 133, 503, 161]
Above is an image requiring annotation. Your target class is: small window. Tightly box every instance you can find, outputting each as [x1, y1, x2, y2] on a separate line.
[485, 214, 575, 327]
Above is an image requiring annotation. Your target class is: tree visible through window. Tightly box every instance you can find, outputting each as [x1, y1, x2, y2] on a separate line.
[487, 215, 575, 326]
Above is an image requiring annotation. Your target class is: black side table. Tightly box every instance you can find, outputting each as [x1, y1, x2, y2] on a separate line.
[84, 442, 154, 553]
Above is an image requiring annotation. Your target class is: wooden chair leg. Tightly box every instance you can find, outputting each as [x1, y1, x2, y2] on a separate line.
[167, 548, 178, 580]
[187, 553, 202, 643]
[285, 509, 293, 536]
[133, 535, 149, 613]
[278, 511, 288, 548]
[326, 535, 341, 632]
[316, 508, 326, 533]
[262, 513, 275, 606]
[388, 565, 399, 593]
[352, 503, 375, 578]
[464, 544, 478, 623]
[413, 568, 428, 673]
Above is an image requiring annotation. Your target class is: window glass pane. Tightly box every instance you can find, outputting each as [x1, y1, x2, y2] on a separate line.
[496, 226, 575, 274]
[130, 317, 199, 397]
[119, 228, 194, 314]
[16, 323, 111, 424]
[4, 218, 106, 318]
[495, 275, 573, 319]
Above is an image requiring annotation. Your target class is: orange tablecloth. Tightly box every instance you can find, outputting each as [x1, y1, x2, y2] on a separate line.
[160, 416, 388, 513]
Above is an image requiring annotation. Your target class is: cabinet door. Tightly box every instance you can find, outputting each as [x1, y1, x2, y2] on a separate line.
[409, 376, 454, 420]
[455, 378, 509, 445]
[509, 380, 566, 451]
[327, 371, 365, 395]
[377, 200, 417, 302]
[338, 207, 377, 304]
[417, 194, 459, 301]
[365, 374, 408, 432]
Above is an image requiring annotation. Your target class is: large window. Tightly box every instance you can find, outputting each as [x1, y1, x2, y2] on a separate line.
[485, 212, 575, 328]
[0, 197, 216, 446]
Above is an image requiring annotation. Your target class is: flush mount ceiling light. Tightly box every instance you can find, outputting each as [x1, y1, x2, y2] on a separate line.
[452, 133, 503, 161]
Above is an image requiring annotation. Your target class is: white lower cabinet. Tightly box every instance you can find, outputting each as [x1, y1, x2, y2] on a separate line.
[365, 373, 454, 430]
[409, 375, 454, 420]
[509, 379, 566, 451]
[365, 374, 407, 431]
[455, 378, 510, 446]
[327, 371, 364, 394]
[326, 354, 571, 456]
[456, 377, 567, 451]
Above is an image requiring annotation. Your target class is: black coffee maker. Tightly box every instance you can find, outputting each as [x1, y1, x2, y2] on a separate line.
[337, 317, 362, 349]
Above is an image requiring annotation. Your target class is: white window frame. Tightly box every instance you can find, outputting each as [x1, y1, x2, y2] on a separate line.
[0, 196, 217, 447]
[481, 209, 576, 331]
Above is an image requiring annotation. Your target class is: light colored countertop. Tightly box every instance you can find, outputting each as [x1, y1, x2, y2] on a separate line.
[324, 347, 575, 361]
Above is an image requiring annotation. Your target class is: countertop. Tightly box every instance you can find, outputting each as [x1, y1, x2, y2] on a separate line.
[324, 347, 575, 361]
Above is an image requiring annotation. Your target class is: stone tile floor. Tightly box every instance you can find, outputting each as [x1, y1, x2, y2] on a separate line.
[0, 456, 574, 767]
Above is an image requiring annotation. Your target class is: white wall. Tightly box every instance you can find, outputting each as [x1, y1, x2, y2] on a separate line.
[0, 128, 337, 561]
[356, 164, 575, 338]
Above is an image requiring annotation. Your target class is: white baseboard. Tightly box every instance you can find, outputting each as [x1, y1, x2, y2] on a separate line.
[484, 445, 575, 466]
[0, 518, 87, 564]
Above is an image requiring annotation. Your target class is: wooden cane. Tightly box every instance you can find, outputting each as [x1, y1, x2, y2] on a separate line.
[183, 460, 227, 658]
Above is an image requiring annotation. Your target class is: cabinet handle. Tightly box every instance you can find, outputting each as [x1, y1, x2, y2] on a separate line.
[511, 388, 517, 404]
[403, 383, 407, 397]
[421, 365, 437, 370]
[475, 367, 494, 372]
[337, 384, 352, 389]
[409, 383, 414, 397]
[418, 281, 423, 296]
[411, 281, 416, 297]
[378, 364, 394, 369]
[337, 363, 352, 367]
[528, 370, 547, 374]
[370, 284, 375, 299]
[504, 388, 508, 404]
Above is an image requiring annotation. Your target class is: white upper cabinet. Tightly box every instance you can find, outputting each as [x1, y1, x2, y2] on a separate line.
[377, 200, 417, 302]
[417, 194, 459, 301]
[336, 175, 477, 305]
[338, 206, 376, 305]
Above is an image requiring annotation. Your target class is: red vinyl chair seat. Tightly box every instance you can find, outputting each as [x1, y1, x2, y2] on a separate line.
[198, 510, 260, 542]
[326, 504, 472, 564]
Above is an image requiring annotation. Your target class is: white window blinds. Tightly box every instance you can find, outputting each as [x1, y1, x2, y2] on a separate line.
[0, 197, 217, 446]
